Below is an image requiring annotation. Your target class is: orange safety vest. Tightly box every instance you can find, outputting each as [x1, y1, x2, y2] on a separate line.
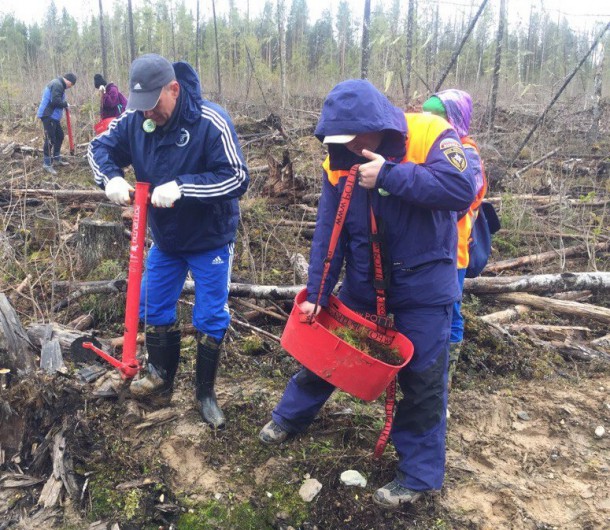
[456, 135, 487, 269]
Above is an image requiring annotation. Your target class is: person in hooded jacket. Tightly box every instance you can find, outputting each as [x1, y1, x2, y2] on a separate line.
[36, 73, 77, 175]
[94, 74, 128, 119]
[258, 79, 475, 508]
[422, 90, 487, 390]
[88, 54, 249, 429]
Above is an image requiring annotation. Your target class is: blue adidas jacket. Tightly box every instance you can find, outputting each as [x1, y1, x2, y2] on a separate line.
[36, 77, 68, 121]
[309, 80, 476, 309]
[88, 62, 249, 253]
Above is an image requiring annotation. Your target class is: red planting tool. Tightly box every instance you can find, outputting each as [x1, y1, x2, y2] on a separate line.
[65, 107, 75, 155]
[83, 181, 151, 379]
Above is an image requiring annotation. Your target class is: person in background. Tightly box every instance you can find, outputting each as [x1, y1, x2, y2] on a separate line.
[259, 79, 475, 508]
[88, 54, 249, 429]
[94, 73, 128, 120]
[422, 89, 487, 390]
[36, 73, 77, 175]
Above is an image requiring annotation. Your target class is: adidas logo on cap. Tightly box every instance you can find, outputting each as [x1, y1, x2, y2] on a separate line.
[133, 83, 142, 90]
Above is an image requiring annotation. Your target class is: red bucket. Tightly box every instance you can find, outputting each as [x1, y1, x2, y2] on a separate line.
[94, 117, 115, 135]
[281, 289, 414, 401]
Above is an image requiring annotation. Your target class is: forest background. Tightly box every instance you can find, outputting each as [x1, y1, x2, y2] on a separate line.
[0, 0, 609, 128]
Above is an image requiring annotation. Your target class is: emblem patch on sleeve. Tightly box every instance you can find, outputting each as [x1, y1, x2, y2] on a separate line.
[443, 146, 468, 172]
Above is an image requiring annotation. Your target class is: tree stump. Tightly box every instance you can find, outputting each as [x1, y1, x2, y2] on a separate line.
[0, 293, 35, 375]
[77, 218, 126, 274]
[32, 209, 58, 247]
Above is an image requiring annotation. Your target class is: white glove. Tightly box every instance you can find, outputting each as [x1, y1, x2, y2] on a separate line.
[151, 181, 181, 208]
[99, 85, 106, 92]
[105, 176, 134, 206]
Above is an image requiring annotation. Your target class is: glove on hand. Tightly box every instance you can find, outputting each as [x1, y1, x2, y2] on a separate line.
[105, 177, 134, 206]
[99, 85, 106, 92]
[151, 181, 181, 208]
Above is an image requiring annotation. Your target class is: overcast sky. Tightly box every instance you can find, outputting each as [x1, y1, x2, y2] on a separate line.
[3, 0, 609, 33]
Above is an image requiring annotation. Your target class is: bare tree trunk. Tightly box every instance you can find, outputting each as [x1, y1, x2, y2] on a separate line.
[277, 0, 287, 108]
[169, 5, 176, 60]
[588, 41, 604, 143]
[361, 0, 371, 79]
[98, 0, 108, 79]
[434, 0, 490, 92]
[404, 0, 415, 106]
[487, 0, 505, 132]
[195, 0, 200, 74]
[510, 22, 610, 166]
[127, 0, 136, 64]
[212, 0, 222, 97]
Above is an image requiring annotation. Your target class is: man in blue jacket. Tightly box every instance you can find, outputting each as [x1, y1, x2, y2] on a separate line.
[36, 73, 77, 175]
[259, 80, 475, 508]
[88, 54, 249, 429]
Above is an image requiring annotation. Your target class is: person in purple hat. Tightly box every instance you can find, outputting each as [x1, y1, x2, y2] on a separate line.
[423, 89, 487, 389]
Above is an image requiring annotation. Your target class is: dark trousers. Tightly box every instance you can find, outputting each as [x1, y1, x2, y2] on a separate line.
[272, 303, 452, 491]
[41, 118, 64, 165]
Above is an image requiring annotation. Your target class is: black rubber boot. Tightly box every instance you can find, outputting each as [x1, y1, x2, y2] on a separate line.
[196, 333, 225, 429]
[130, 326, 181, 404]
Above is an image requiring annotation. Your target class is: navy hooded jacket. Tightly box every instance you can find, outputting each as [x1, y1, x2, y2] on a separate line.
[309, 80, 475, 309]
[88, 62, 249, 253]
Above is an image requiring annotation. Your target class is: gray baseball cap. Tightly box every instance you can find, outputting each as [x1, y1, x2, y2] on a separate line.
[127, 54, 176, 111]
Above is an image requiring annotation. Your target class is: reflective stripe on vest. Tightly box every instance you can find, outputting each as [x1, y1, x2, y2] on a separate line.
[457, 135, 488, 269]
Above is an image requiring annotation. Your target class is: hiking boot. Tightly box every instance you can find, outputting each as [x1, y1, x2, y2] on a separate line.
[196, 333, 225, 429]
[259, 420, 289, 445]
[129, 326, 180, 405]
[373, 479, 423, 508]
[43, 164, 57, 175]
[54, 158, 70, 166]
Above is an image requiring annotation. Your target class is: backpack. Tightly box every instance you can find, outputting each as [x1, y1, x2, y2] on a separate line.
[465, 201, 501, 278]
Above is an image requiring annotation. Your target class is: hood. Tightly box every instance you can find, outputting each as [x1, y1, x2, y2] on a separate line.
[434, 89, 472, 138]
[314, 79, 407, 169]
[173, 61, 204, 123]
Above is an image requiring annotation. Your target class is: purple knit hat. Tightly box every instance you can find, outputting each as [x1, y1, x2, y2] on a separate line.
[434, 89, 473, 138]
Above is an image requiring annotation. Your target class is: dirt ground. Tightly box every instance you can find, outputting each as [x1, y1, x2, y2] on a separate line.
[1, 102, 609, 529]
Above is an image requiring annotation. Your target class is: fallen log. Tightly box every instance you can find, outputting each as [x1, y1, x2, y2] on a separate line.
[485, 242, 609, 273]
[464, 272, 610, 294]
[26, 323, 108, 364]
[7, 188, 106, 201]
[590, 334, 610, 348]
[506, 324, 590, 342]
[51, 273, 610, 309]
[480, 305, 531, 324]
[552, 290, 592, 302]
[496, 292, 610, 325]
